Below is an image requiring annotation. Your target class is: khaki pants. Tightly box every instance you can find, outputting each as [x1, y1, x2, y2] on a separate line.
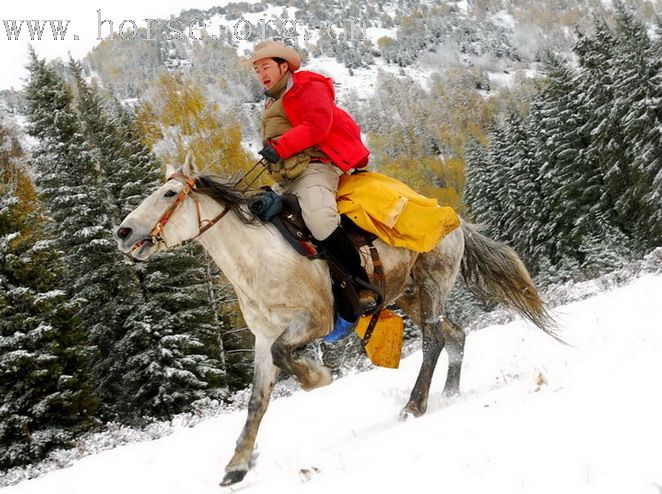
[276, 162, 343, 241]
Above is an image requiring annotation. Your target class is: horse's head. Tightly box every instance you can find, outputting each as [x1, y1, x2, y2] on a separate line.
[114, 152, 204, 261]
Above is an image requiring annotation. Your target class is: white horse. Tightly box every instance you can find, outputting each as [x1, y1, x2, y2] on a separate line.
[114, 155, 556, 487]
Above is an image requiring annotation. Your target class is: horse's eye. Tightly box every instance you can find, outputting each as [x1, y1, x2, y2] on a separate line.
[164, 190, 177, 198]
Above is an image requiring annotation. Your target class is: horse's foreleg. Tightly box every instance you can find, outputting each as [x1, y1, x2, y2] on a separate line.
[271, 311, 332, 391]
[221, 336, 279, 487]
[442, 318, 465, 397]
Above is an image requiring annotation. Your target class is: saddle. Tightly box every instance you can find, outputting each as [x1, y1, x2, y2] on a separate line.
[249, 189, 386, 344]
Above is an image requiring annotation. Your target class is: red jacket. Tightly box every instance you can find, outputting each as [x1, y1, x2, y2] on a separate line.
[269, 71, 370, 172]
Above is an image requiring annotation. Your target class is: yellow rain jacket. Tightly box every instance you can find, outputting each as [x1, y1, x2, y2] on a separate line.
[337, 171, 460, 252]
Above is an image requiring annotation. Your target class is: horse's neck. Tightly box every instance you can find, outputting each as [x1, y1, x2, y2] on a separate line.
[194, 196, 265, 289]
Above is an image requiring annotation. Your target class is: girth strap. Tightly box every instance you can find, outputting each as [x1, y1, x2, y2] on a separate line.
[359, 243, 386, 348]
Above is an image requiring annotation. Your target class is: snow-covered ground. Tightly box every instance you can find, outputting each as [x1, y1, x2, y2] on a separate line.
[2, 273, 662, 494]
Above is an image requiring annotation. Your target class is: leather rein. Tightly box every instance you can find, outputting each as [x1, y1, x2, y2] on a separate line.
[134, 157, 266, 255]
[139, 173, 230, 252]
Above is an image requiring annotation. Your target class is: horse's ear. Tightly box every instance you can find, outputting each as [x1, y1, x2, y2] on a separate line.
[182, 150, 199, 177]
[165, 164, 177, 180]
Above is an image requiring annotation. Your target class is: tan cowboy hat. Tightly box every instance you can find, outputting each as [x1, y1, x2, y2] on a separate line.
[242, 40, 301, 71]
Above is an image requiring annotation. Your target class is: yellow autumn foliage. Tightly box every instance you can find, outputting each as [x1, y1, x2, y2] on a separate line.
[364, 67, 500, 214]
[1, 127, 40, 247]
[136, 71, 254, 179]
[376, 153, 464, 211]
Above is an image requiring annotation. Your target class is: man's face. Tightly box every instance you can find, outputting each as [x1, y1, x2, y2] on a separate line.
[253, 58, 288, 90]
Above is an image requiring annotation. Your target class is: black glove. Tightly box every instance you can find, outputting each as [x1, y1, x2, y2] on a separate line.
[249, 189, 283, 221]
[258, 143, 280, 164]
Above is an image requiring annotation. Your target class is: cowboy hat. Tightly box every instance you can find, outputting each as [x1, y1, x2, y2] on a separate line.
[242, 40, 301, 71]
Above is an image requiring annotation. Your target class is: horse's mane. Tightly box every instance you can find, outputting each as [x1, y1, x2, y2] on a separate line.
[194, 175, 258, 225]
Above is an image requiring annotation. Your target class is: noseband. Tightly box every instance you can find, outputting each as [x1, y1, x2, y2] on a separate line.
[147, 173, 231, 249]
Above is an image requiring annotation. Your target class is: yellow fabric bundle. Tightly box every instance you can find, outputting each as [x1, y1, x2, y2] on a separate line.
[355, 310, 404, 368]
[337, 171, 460, 252]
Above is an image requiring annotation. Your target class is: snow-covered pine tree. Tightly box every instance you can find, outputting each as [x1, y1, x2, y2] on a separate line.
[573, 19, 622, 234]
[497, 113, 545, 273]
[112, 88, 233, 417]
[111, 77, 250, 397]
[62, 58, 152, 420]
[118, 245, 230, 420]
[643, 21, 662, 244]
[609, 2, 662, 252]
[67, 61, 229, 421]
[575, 209, 633, 278]
[527, 53, 588, 271]
[577, 5, 642, 249]
[0, 123, 97, 469]
[464, 125, 507, 239]
[23, 49, 123, 337]
[566, 20, 636, 273]
[463, 137, 492, 226]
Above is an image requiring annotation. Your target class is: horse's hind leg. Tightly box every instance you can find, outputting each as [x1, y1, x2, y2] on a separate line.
[400, 229, 464, 419]
[400, 283, 445, 419]
[442, 318, 465, 397]
[271, 310, 332, 391]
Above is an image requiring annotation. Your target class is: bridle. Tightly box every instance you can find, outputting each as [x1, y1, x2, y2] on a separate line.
[138, 172, 231, 252]
[133, 157, 266, 254]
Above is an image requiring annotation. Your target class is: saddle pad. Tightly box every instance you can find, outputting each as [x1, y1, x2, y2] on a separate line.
[336, 171, 461, 252]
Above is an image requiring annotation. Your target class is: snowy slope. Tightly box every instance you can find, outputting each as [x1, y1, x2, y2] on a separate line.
[2, 274, 662, 494]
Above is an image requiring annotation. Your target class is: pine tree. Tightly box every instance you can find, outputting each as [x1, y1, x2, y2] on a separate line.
[67, 61, 229, 421]
[497, 113, 545, 272]
[117, 245, 228, 419]
[576, 6, 644, 247]
[466, 9, 659, 281]
[464, 125, 507, 238]
[528, 53, 591, 267]
[24, 51, 230, 425]
[23, 49, 120, 338]
[464, 137, 490, 222]
[0, 122, 97, 469]
[112, 89, 231, 418]
[569, 20, 636, 269]
[61, 59, 150, 420]
[644, 22, 662, 243]
[610, 3, 662, 251]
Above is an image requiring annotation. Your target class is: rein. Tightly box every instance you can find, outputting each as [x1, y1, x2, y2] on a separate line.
[235, 157, 267, 191]
[139, 155, 267, 254]
[146, 173, 231, 250]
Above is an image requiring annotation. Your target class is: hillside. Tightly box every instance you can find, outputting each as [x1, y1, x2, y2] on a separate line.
[2, 271, 661, 493]
[3, 0, 662, 481]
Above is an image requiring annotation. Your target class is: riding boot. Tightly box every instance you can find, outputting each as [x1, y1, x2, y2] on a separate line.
[319, 225, 378, 314]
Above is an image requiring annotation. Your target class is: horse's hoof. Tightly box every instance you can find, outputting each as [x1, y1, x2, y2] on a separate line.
[442, 388, 460, 398]
[301, 365, 332, 391]
[220, 469, 247, 487]
[399, 405, 424, 421]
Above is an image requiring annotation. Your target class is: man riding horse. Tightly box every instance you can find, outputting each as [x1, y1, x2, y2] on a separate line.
[114, 39, 559, 489]
[247, 40, 377, 333]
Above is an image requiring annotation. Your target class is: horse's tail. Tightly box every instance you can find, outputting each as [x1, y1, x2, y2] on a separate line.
[459, 221, 564, 343]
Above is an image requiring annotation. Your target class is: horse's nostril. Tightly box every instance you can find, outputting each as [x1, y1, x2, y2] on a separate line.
[117, 227, 132, 240]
